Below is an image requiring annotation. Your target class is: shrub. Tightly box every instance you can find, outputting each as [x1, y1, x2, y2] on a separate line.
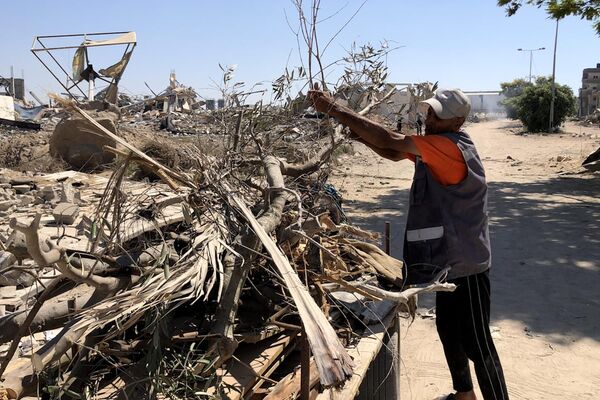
[510, 77, 576, 132]
[499, 78, 532, 119]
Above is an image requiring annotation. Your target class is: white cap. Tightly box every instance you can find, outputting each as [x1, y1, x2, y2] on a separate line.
[420, 89, 471, 120]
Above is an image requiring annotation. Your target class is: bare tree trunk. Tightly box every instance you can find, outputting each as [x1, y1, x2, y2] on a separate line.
[210, 156, 290, 359]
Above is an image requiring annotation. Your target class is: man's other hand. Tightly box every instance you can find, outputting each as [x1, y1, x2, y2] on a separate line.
[308, 82, 336, 114]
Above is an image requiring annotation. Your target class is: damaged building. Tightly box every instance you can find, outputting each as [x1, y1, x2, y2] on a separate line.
[579, 63, 600, 117]
[144, 72, 202, 113]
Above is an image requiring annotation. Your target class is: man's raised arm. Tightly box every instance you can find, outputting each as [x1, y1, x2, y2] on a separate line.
[308, 87, 420, 159]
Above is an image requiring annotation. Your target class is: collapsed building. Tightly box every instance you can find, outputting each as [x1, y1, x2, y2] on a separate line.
[0, 75, 43, 130]
[144, 72, 202, 113]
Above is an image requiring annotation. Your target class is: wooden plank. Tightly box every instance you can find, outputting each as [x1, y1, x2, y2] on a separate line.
[264, 358, 319, 400]
[208, 333, 294, 400]
[315, 311, 396, 400]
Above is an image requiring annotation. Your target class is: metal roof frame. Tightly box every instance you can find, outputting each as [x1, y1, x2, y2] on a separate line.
[31, 31, 136, 100]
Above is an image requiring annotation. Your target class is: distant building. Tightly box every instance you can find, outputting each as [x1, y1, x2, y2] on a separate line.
[0, 76, 25, 100]
[579, 63, 600, 117]
[463, 91, 507, 117]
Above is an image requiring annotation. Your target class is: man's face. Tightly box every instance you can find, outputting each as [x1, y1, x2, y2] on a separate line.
[423, 105, 464, 135]
[424, 106, 443, 135]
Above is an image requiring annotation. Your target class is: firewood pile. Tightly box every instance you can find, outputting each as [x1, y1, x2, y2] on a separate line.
[0, 96, 453, 399]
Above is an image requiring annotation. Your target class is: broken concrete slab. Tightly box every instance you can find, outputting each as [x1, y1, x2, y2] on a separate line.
[59, 181, 82, 204]
[52, 202, 80, 225]
[12, 185, 31, 194]
[19, 195, 35, 206]
[0, 286, 17, 299]
[0, 200, 18, 211]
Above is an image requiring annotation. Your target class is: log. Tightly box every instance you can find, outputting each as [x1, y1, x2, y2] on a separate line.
[0, 277, 65, 379]
[210, 156, 291, 359]
[0, 284, 94, 345]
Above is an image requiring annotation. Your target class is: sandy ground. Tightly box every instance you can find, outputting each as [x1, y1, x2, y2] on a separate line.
[330, 119, 600, 399]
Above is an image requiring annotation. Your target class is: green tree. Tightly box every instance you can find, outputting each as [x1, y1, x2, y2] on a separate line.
[498, 0, 600, 34]
[499, 78, 532, 119]
[510, 77, 576, 132]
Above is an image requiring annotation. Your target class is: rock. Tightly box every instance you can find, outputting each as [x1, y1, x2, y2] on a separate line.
[53, 202, 80, 225]
[50, 110, 119, 170]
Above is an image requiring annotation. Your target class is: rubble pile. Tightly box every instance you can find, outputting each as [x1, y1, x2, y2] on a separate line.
[0, 98, 453, 399]
[0, 30, 456, 398]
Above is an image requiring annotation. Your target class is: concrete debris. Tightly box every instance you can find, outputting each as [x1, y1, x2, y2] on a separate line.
[11, 185, 30, 194]
[18, 195, 35, 206]
[52, 202, 79, 225]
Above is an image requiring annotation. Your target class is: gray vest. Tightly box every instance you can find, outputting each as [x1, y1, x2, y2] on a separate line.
[403, 131, 491, 281]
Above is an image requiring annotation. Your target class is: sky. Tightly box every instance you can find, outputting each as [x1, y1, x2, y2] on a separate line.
[1, 0, 598, 103]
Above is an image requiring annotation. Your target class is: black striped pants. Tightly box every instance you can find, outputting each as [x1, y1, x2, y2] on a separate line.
[436, 271, 510, 400]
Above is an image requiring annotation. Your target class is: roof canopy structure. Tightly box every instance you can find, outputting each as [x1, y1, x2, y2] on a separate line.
[31, 31, 137, 102]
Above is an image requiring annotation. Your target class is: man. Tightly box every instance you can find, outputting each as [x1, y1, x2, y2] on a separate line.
[309, 87, 509, 400]
[397, 115, 404, 132]
[416, 111, 424, 135]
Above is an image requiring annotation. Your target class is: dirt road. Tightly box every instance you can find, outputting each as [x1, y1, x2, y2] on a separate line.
[331, 119, 600, 399]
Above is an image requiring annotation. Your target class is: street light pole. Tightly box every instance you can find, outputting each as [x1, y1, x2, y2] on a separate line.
[549, 19, 559, 133]
[517, 47, 546, 83]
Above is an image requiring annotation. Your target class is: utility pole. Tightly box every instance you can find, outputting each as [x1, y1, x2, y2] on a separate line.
[10, 66, 15, 97]
[517, 47, 545, 83]
[549, 19, 559, 132]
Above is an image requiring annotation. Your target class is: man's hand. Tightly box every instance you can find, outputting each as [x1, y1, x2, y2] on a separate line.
[308, 82, 337, 115]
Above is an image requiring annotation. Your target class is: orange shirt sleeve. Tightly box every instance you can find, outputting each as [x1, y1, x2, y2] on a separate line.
[407, 135, 467, 186]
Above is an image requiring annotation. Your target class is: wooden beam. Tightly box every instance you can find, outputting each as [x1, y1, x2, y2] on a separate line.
[208, 333, 295, 400]
[264, 358, 319, 400]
